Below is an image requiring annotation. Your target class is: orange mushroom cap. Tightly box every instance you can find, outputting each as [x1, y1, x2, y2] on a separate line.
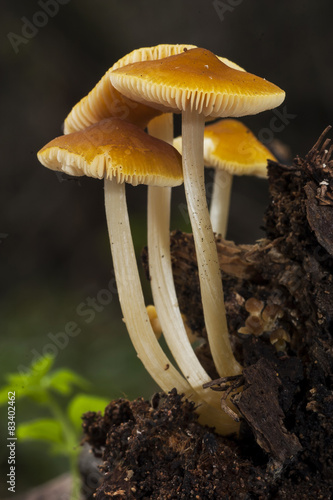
[110, 48, 285, 118]
[173, 119, 276, 177]
[203, 119, 277, 177]
[38, 118, 183, 187]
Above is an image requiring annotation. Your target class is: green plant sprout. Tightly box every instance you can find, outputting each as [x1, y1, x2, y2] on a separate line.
[0, 354, 109, 500]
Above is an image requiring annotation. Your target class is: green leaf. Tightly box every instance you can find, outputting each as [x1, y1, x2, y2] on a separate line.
[0, 354, 55, 405]
[7, 354, 54, 388]
[30, 353, 55, 376]
[17, 418, 63, 444]
[68, 394, 110, 431]
[8, 353, 55, 387]
[46, 369, 90, 396]
[0, 385, 48, 406]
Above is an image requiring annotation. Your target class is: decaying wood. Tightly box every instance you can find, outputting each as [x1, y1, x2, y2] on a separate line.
[232, 358, 302, 463]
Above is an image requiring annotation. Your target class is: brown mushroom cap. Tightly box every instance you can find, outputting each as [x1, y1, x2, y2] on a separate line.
[203, 119, 277, 177]
[110, 48, 285, 118]
[38, 118, 183, 187]
[64, 44, 197, 134]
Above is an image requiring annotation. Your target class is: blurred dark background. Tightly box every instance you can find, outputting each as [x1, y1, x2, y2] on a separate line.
[1, 0, 333, 494]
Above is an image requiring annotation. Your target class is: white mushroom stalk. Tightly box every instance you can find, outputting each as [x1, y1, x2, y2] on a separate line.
[147, 114, 237, 412]
[174, 136, 233, 238]
[210, 169, 233, 238]
[104, 178, 238, 434]
[181, 109, 242, 377]
[104, 179, 188, 391]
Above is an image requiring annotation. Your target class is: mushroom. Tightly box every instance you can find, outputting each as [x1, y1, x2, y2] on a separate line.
[238, 299, 284, 337]
[110, 47, 285, 378]
[37, 117, 238, 434]
[174, 119, 277, 238]
[146, 305, 163, 340]
[270, 329, 291, 352]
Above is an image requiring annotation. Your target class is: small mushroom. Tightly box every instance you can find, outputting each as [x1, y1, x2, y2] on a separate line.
[238, 298, 284, 337]
[111, 47, 285, 378]
[146, 305, 162, 340]
[37, 118, 184, 392]
[204, 119, 277, 237]
[270, 328, 291, 352]
[238, 298, 265, 336]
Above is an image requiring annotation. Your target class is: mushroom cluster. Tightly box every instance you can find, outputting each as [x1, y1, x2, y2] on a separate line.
[37, 44, 285, 435]
[238, 298, 290, 352]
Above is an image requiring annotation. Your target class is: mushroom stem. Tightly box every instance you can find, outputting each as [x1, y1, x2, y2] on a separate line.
[104, 178, 186, 391]
[104, 178, 238, 434]
[210, 169, 233, 238]
[148, 185, 237, 414]
[148, 115, 238, 418]
[181, 109, 242, 377]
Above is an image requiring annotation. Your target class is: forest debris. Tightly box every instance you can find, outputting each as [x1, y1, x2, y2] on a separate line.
[215, 237, 260, 280]
[303, 127, 333, 253]
[305, 183, 333, 255]
[232, 358, 302, 463]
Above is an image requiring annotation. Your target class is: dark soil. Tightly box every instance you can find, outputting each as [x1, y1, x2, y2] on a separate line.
[82, 129, 333, 499]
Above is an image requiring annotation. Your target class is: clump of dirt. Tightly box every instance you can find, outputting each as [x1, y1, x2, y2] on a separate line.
[83, 390, 256, 499]
[82, 129, 333, 499]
